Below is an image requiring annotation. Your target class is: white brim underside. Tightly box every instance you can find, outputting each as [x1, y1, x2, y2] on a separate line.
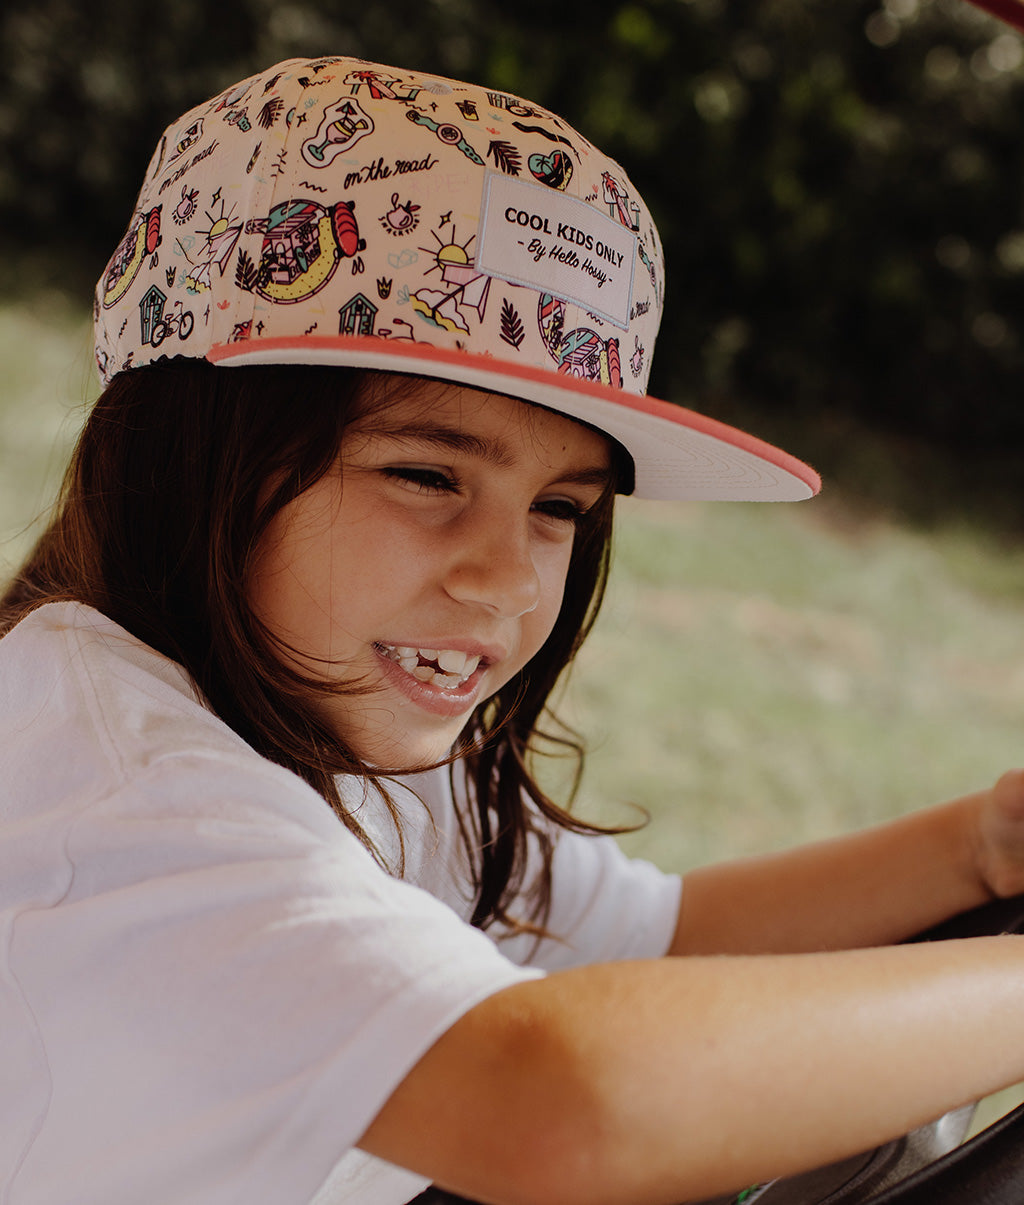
[209, 338, 821, 503]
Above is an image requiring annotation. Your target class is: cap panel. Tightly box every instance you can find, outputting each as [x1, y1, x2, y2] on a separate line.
[94, 57, 665, 399]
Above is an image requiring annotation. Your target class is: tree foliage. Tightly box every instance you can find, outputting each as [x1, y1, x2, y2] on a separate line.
[3, 0, 1024, 512]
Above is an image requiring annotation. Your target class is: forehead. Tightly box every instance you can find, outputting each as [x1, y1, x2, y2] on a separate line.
[350, 376, 613, 471]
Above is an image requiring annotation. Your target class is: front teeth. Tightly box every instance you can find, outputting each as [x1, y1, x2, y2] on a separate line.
[381, 644, 482, 690]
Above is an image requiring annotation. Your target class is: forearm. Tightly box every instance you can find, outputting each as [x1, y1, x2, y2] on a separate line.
[360, 936, 1024, 1205]
[671, 792, 993, 956]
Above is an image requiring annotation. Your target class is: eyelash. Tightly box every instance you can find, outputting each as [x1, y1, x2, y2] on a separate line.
[381, 466, 457, 494]
[535, 497, 588, 525]
[381, 467, 589, 525]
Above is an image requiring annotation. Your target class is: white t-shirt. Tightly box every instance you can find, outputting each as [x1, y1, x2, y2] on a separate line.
[0, 603, 680, 1205]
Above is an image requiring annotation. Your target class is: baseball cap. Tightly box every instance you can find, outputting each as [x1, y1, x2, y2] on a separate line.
[93, 55, 821, 502]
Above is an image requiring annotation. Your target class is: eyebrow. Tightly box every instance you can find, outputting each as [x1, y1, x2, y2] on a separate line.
[364, 421, 616, 488]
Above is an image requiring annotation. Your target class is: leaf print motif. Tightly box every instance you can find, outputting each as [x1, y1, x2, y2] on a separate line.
[500, 298, 525, 349]
[488, 140, 522, 177]
[235, 249, 259, 293]
[258, 97, 284, 129]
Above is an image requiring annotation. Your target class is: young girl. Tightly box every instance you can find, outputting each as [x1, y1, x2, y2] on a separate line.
[3, 54, 1024, 1205]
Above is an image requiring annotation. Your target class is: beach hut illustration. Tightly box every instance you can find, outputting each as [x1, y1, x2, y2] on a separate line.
[339, 293, 378, 337]
[139, 285, 167, 345]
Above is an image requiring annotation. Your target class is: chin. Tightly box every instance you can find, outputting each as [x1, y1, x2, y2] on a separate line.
[341, 721, 464, 774]
[386, 736, 461, 772]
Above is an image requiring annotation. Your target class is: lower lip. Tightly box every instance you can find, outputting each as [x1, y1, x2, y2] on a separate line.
[374, 647, 487, 717]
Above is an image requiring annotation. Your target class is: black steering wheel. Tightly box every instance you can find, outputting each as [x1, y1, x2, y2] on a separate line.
[410, 894, 1024, 1205]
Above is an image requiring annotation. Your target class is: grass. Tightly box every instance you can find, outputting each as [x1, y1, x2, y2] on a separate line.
[0, 297, 94, 568]
[564, 494, 1024, 871]
[4, 301, 1024, 1134]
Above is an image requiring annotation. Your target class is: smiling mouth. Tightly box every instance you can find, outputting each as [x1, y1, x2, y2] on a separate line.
[375, 643, 483, 691]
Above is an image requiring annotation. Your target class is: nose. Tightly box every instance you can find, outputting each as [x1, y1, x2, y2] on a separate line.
[444, 508, 542, 619]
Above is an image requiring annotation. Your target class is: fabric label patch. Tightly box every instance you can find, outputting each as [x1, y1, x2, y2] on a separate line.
[476, 172, 636, 329]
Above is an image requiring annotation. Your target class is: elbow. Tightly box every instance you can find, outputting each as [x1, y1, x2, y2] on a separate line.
[491, 1120, 613, 1205]
[362, 975, 667, 1205]
[453, 996, 635, 1205]
[447, 1119, 620, 1205]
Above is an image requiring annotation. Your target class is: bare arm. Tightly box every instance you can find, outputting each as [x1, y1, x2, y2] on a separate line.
[672, 771, 1024, 956]
[671, 793, 989, 955]
[359, 936, 1024, 1205]
[359, 771, 1024, 1202]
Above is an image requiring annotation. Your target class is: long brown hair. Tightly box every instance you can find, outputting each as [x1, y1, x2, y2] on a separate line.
[0, 358, 632, 932]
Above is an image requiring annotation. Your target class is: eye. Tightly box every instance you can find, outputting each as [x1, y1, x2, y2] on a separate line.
[381, 466, 458, 495]
[532, 496, 589, 525]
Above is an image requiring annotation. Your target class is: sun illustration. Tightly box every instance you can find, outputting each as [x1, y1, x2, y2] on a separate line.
[182, 197, 243, 294]
[198, 199, 241, 252]
[420, 227, 475, 274]
[208, 215, 231, 243]
[411, 225, 490, 335]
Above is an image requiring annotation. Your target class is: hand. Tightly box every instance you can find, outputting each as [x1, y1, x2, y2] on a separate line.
[972, 769, 1024, 899]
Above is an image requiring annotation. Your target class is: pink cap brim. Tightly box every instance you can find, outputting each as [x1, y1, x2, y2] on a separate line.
[208, 335, 821, 502]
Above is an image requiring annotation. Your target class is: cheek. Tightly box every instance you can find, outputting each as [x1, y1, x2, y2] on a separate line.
[250, 490, 349, 647]
[250, 535, 329, 651]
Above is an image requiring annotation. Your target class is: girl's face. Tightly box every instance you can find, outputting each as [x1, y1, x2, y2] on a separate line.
[250, 380, 613, 768]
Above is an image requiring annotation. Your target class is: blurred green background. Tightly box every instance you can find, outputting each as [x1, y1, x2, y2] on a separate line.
[3, 0, 1024, 875]
[6, 0, 1024, 519]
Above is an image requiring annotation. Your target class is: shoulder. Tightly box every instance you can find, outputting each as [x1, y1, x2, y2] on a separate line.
[0, 601, 343, 845]
[1, 601, 235, 755]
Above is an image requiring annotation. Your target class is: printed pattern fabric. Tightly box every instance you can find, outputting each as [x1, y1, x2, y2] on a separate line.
[93, 56, 665, 397]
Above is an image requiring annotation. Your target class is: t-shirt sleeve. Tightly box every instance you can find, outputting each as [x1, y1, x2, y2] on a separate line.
[495, 826, 683, 971]
[408, 768, 682, 974]
[11, 750, 541, 1205]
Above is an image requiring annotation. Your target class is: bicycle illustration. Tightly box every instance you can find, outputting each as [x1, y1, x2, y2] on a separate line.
[150, 299, 194, 347]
